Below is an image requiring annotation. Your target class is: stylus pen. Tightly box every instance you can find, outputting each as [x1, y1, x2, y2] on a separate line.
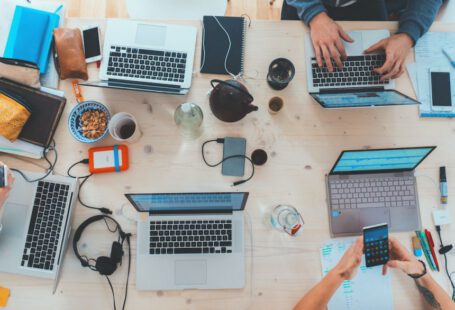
[440, 166, 447, 205]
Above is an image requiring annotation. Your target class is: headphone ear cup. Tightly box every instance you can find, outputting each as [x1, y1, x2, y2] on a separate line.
[96, 256, 117, 276]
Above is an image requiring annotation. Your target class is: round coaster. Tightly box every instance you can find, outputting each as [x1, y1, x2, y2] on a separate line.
[251, 149, 268, 166]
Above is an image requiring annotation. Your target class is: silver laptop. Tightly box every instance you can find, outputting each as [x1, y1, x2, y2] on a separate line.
[82, 20, 197, 95]
[125, 192, 248, 291]
[326, 147, 436, 237]
[0, 171, 78, 290]
[304, 30, 420, 108]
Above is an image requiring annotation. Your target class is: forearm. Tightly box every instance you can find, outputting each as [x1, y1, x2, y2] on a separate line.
[294, 270, 344, 310]
[398, 0, 443, 44]
[286, 0, 327, 25]
[415, 274, 455, 310]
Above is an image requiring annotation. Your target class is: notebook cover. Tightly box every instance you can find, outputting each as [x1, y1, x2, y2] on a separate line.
[4, 6, 60, 74]
[0, 78, 66, 147]
[200, 16, 246, 75]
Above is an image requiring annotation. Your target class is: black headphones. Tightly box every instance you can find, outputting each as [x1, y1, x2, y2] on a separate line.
[73, 215, 132, 310]
[73, 215, 130, 276]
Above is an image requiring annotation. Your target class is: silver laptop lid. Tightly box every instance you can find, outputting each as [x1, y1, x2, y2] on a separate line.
[329, 146, 436, 175]
[125, 192, 249, 214]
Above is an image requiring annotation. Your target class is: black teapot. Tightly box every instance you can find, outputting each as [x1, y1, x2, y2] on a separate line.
[209, 79, 258, 122]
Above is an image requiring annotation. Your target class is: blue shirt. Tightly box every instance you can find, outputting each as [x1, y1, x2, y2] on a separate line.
[286, 0, 443, 44]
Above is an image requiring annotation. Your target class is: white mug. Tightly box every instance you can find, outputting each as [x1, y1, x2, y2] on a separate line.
[108, 112, 142, 143]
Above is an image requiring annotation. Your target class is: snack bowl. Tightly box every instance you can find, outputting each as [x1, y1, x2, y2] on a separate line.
[68, 101, 110, 143]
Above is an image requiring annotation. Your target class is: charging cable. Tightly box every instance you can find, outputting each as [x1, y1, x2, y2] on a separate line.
[10, 139, 58, 183]
[201, 138, 255, 186]
[435, 225, 455, 301]
[67, 159, 112, 214]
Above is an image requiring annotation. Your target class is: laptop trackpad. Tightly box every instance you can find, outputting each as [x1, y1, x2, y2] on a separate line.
[2, 203, 29, 238]
[359, 208, 390, 228]
[390, 208, 419, 231]
[175, 260, 207, 285]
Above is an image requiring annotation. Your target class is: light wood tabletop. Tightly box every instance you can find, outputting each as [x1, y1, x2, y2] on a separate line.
[1, 18, 455, 310]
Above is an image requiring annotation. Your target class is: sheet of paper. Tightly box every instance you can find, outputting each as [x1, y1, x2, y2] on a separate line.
[321, 238, 393, 310]
[411, 32, 455, 117]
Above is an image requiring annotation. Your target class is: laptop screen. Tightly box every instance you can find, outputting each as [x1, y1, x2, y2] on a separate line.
[311, 89, 419, 108]
[125, 192, 248, 213]
[330, 147, 435, 174]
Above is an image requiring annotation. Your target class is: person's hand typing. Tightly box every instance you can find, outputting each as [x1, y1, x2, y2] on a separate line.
[364, 33, 413, 81]
[382, 236, 425, 276]
[332, 237, 363, 280]
[309, 12, 354, 72]
[0, 163, 14, 208]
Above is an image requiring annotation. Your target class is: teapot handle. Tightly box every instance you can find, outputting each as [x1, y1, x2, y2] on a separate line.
[210, 79, 254, 102]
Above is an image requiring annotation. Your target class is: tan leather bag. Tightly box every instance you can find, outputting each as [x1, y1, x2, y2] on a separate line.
[0, 89, 31, 141]
[0, 58, 41, 88]
[53, 28, 88, 80]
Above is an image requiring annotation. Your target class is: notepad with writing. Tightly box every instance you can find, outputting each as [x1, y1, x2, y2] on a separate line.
[4, 5, 60, 74]
[201, 16, 247, 76]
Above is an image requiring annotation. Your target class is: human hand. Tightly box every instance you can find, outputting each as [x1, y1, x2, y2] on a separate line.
[309, 12, 354, 72]
[382, 236, 425, 276]
[0, 163, 14, 208]
[332, 237, 363, 280]
[364, 33, 413, 81]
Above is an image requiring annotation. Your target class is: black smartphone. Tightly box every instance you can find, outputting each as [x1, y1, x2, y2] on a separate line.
[82, 26, 102, 63]
[222, 137, 246, 177]
[430, 71, 452, 112]
[0, 165, 8, 188]
[363, 223, 389, 267]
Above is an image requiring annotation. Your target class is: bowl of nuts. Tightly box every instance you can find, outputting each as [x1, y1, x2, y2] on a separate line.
[68, 101, 110, 143]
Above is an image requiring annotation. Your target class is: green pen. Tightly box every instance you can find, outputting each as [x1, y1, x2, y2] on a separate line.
[416, 231, 436, 271]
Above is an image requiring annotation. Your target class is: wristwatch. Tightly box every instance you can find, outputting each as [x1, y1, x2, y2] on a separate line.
[407, 260, 427, 279]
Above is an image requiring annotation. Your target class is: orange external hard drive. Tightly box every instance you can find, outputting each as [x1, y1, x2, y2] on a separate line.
[88, 145, 129, 174]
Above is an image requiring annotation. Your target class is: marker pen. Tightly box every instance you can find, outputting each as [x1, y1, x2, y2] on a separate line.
[440, 166, 448, 205]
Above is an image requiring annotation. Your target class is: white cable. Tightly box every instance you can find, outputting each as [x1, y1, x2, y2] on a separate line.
[212, 16, 236, 79]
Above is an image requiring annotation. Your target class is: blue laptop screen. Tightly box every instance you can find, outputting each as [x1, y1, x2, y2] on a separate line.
[312, 90, 418, 108]
[332, 147, 434, 173]
[126, 193, 247, 212]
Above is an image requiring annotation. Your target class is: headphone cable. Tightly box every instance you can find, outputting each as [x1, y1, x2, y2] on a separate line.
[105, 275, 117, 310]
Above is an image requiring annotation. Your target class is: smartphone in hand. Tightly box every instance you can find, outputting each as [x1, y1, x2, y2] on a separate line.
[363, 223, 389, 267]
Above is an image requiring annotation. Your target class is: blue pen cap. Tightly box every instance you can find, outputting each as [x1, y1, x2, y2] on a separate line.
[413, 248, 423, 257]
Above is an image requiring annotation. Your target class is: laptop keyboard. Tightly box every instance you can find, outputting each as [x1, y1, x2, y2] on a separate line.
[330, 176, 416, 209]
[149, 220, 233, 255]
[21, 181, 70, 271]
[107, 45, 187, 83]
[311, 55, 389, 88]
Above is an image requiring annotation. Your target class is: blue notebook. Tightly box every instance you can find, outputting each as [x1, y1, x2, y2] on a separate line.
[4, 6, 60, 74]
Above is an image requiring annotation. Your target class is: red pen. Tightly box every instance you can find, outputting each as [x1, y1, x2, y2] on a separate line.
[425, 229, 440, 271]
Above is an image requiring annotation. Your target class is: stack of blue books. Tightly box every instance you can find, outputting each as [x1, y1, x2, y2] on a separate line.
[3, 5, 61, 74]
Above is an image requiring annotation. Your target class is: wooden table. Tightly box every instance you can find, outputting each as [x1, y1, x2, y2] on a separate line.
[1, 18, 455, 310]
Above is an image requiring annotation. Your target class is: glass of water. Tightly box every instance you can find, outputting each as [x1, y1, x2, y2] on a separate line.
[270, 205, 304, 236]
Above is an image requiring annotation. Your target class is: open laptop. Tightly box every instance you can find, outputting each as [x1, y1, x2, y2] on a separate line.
[81, 20, 197, 95]
[326, 147, 436, 237]
[0, 171, 78, 292]
[125, 192, 248, 290]
[304, 30, 420, 108]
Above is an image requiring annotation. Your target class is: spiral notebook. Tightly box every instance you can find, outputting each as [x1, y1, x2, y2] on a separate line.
[200, 16, 247, 76]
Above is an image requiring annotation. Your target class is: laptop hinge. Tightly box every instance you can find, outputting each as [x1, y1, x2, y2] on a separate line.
[148, 210, 234, 216]
[108, 78, 183, 90]
[319, 86, 385, 94]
